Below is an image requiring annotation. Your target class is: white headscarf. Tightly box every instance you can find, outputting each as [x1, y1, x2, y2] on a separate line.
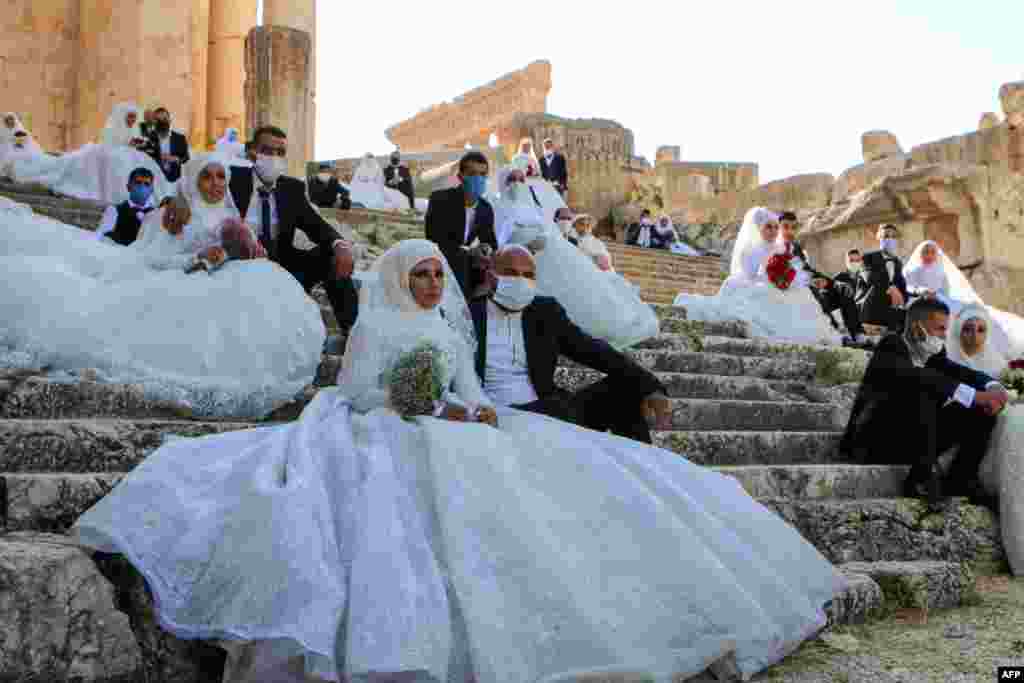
[358, 239, 476, 351]
[947, 304, 1008, 376]
[353, 154, 384, 184]
[729, 206, 779, 277]
[1, 113, 25, 145]
[101, 103, 144, 147]
[904, 240, 981, 303]
[511, 137, 539, 175]
[215, 128, 246, 159]
[654, 215, 677, 239]
[493, 165, 545, 247]
[574, 214, 613, 270]
[177, 153, 240, 248]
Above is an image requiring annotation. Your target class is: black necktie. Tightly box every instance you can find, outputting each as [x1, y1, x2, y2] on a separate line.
[258, 188, 272, 249]
[135, 205, 153, 221]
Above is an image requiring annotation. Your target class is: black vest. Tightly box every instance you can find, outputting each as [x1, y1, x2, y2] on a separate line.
[108, 201, 150, 246]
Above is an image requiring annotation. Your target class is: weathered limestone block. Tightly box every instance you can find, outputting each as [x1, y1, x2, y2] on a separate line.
[720, 464, 907, 501]
[862, 130, 904, 163]
[0, 532, 142, 681]
[762, 498, 1004, 572]
[90, 553, 227, 682]
[0, 418, 250, 474]
[838, 560, 974, 610]
[0, 376, 194, 420]
[4, 473, 124, 533]
[825, 571, 883, 626]
[999, 81, 1024, 128]
[653, 431, 842, 467]
[245, 25, 313, 178]
[979, 112, 1001, 131]
[831, 155, 908, 204]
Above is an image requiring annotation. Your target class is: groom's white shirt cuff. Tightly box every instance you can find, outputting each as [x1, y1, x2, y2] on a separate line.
[949, 381, 1004, 409]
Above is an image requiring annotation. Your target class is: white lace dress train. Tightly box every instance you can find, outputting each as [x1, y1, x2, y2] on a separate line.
[978, 406, 1024, 576]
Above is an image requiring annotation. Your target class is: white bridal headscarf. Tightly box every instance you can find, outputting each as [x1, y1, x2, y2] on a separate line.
[175, 153, 241, 243]
[947, 304, 1009, 376]
[101, 102, 144, 147]
[353, 154, 384, 184]
[904, 240, 982, 304]
[358, 239, 477, 350]
[729, 206, 779, 277]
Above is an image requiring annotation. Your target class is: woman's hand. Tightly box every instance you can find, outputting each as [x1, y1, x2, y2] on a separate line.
[202, 246, 227, 266]
[475, 406, 498, 428]
[439, 404, 469, 422]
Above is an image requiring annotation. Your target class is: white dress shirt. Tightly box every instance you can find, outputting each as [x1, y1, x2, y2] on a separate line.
[247, 176, 349, 253]
[483, 300, 539, 407]
[158, 134, 171, 156]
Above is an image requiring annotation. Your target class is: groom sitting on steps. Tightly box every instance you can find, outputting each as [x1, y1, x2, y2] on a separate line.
[469, 245, 672, 444]
[839, 297, 1006, 507]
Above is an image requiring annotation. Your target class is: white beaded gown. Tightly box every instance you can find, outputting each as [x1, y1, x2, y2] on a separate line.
[72, 239, 846, 683]
[0, 155, 324, 418]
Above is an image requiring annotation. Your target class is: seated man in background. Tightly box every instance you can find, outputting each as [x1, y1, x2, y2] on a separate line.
[94, 167, 157, 245]
[308, 163, 350, 210]
[384, 151, 416, 210]
[857, 223, 908, 333]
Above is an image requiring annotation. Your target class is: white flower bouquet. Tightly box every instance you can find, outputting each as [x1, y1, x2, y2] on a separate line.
[386, 341, 449, 420]
[999, 363, 1024, 404]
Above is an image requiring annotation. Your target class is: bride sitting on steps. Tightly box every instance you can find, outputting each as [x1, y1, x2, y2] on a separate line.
[72, 238, 846, 683]
[674, 207, 841, 346]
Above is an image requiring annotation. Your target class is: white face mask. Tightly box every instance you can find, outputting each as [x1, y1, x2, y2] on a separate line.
[917, 325, 945, 357]
[255, 155, 287, 185]
[493, 275, 536, 311]
[847, 262, 863, 273]
[316, 172, 331, 181]
[505, 182, 526, 202]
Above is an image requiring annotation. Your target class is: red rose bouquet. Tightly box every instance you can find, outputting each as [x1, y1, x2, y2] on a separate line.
[765, 253, 797, 291]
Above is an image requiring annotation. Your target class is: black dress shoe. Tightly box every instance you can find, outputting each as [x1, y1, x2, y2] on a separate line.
[903, 472, 945, 507]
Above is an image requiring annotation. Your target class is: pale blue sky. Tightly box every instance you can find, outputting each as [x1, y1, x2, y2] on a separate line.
[310, 0, 1021, 183]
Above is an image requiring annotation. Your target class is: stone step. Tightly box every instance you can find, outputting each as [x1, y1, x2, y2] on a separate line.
[0, 418, 257, 474]
[627, 349, 817, 380]
[0, 532, 144, 681]
[653, 430, 843, 466]
[668, 399, 843, 432]
[656, 317, 748, 339]
[717, 464, 908, 501]
[836, 560, 974, 611]
[699, 336, 866, 363]
[0, 376, 199, 420]
[826, 570, 883, 626]
[762, 498, 1004, 573]
[555, 367, 824, 403]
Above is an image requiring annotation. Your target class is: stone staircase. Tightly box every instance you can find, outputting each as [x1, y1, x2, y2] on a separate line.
[0, 184, 1005, 681]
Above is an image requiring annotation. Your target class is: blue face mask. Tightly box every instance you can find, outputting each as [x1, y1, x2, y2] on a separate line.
[880, 238, 898, 254]
[462, 175, 487, 203]
[128, 183, 153, 206]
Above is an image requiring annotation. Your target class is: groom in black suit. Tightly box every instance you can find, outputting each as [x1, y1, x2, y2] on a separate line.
[228, 125, 358, 330]
[469, 245, 671, 444]
[425, 150, 498, 297]
[857, 223, 908, 332]
[840, 298, 1006, 506]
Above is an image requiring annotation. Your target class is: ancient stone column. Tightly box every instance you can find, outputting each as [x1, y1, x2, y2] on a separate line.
[262, 0, 316, 162]
[245, 26, 312, 178]
[208, 0, 257, 144]
[189, 0, 211, 149]
[76, 0, 140, 147]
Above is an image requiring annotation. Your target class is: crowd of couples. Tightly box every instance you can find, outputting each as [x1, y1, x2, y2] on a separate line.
[0, 118, 861, 680]
[678, 205, 1024, 580]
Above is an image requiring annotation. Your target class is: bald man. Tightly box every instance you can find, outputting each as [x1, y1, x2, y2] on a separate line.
[468, 245, 670, 444]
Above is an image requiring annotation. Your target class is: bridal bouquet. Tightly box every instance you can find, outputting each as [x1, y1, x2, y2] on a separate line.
[765, 253, 797, 291]
[1000, 361, 1024, 403]
[386, 341, 448, 420]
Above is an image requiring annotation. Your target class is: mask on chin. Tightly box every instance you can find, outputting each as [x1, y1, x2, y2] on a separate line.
[847, 262, 863, 274]
[255, 155, 287, 185]
[917, 325, 945, 357]
[492, 275, 536, 311]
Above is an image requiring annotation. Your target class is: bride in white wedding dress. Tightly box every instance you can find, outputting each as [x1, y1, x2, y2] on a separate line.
[0, 153, 324, 418]
[72, 238, 845, 683]
[947, 304, 1024, 576]
[905, 239, 1024, 360]
[347, 153, 410, 211]
[493, 166, 659, 349]
[10, 102, 174, 204]
[674, 207, 841, 346]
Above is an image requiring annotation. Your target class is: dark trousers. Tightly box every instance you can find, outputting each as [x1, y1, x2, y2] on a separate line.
[279, 246, 359, 330]
[397, 180, 416, 210]
[906, 396, 998, 492]
[817, 285, 864, 336]
[514, 377, 653, 444]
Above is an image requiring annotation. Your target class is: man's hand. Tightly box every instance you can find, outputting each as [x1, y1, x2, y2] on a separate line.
[162, 199, 190, 235]
[640, 392, 672, 430]
[975, 389, 1009, 417]
[440, 404, 469, 422]
[332, 242, 354, 279]
[887, 286, 905, 307]
[812, 278, 830, 290]
[475, 405, 498, 428]
[202, 246, 226, 266]
[922, 289, 937, 300]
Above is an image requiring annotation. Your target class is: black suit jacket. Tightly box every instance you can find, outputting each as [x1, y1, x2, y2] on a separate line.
[789, 241, 828, 281]
[857, 249, 907, 325]
[469, 296, 665, 401]
[425, 186, 496, 291]
[840, 333, 995, 465]
[228, 166, 341, 265]
[145, 131, 190, 181]
[539, 153, 568, 187]
[384, 164, 413, 189]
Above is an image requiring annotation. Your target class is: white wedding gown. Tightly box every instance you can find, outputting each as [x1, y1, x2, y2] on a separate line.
[72, 295, 845, 682]
[0, 197, 324, 418]
[496, 195, 659, 349]
[348, 157, 410, 211]
[675, 241, 841, 346]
